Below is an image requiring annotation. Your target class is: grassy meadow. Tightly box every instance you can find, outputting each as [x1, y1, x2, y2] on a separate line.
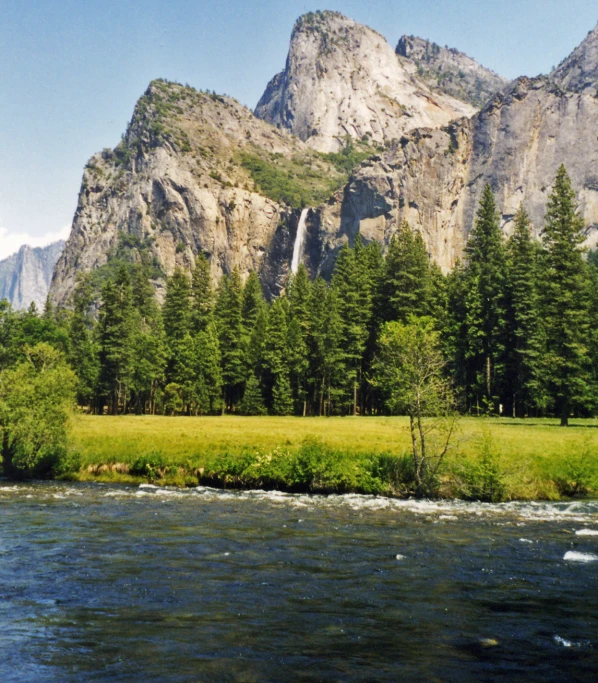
[69, 415, 598, 501]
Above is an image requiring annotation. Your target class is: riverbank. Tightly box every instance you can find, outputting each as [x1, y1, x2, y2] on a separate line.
[64, 415, 598, 501]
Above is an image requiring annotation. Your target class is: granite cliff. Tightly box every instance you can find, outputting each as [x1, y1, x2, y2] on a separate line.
[49, 14, 598, 303]
[396, 35, 508, 107]
[50, 80, 348, 305]
[254, 11, 474, 152]
[0, 241, 64, 310]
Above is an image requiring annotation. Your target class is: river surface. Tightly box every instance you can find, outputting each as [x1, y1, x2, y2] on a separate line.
[0, 482, 597, 682]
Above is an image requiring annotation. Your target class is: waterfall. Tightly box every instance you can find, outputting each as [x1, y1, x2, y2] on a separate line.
[291, 208, 309, 274]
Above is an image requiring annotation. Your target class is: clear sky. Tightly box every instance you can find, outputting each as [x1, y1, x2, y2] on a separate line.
[1, 0, 596, 259]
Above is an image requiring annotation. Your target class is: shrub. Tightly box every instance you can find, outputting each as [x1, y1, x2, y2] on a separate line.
[552, 440, 598, 497]
[0, 344, 77, 478]
[453, 431, 506, 502]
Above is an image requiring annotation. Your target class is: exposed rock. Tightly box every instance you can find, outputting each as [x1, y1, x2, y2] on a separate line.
[255, 11, 474, 152]
[50, 80, 346, 306]
[396, 35, 508, 107]
[49, 15, 598, 302]
[0, 241, 64, 310]
[551, 23, 598, 94]
[314, 75, 598, 272]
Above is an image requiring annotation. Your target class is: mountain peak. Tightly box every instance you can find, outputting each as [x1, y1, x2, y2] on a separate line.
[255, 12, 474, 152]
[551, 22, 598, 94]
[396, 36, 508, 107]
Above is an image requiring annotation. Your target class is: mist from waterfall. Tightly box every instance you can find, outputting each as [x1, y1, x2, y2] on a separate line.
[291, 208, 309, 274]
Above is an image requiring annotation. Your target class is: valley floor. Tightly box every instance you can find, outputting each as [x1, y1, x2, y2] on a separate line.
[68, 415, 598, 501]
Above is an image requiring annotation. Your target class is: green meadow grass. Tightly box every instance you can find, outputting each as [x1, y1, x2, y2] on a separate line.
[69, 415, 598, 500]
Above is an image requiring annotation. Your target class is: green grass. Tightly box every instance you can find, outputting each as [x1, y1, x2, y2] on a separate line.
[68, 415, 598, 500]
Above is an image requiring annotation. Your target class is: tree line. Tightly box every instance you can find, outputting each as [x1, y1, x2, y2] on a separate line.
[2, 165, 597, 426]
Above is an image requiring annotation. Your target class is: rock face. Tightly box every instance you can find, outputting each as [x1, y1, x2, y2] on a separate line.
[552, 23, 598, 94]
[50, 80, 345, 306]
[396, 35, 508, 107]
[50, 13, 598, 303]
[315, 74, 598, 272]
[255, 11, 474, 152]
[0, 241, 64, 310]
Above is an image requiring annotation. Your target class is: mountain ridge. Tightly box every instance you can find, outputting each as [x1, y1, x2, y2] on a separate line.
[49, 11, 598, 305]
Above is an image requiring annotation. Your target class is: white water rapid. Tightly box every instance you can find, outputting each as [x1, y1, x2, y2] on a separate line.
[291, 208, 309, 274]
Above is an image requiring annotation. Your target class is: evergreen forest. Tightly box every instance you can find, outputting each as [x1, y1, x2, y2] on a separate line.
[6, 166, 598, 427]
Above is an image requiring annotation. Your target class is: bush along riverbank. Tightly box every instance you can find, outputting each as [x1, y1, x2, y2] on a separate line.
[68, 436, 598, 503]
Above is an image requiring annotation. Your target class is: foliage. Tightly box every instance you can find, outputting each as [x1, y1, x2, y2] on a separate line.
[453, 430, 506, 502]
[541, 165, 594, 426]
[0, 344, 76, 478]
[375, 316, 458, 495]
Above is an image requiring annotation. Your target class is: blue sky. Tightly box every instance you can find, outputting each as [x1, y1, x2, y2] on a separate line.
[1, 0, 596, 258]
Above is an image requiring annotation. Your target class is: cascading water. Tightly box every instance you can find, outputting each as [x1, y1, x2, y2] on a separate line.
[291, 208, 309, 273]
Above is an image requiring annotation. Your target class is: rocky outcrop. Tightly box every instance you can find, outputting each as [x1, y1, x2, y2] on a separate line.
[255, 11, 474, 152]
[49, 14, 598, 303]
[50, 80, 345, 306]
[551, 23, 598, 94]
[314, 75, 598, 272]
[0, 241, 64, 310]
[396, 35, 508, 107]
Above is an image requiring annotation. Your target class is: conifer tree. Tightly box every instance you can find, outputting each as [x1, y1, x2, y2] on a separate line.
[215, 269, 245, 410]
[272, 373, 294, 415]
[191, 254, 213, 333]
[68, 275, 100, 409]
[382, 221, 431, 322]
[463, 185, 508, 412]
[332, 238, 374, 414]
[163, 268, 194, 396]
[287, 266, 312, 413]
[129, 265, 166, 414]
[308, 279, 344, 415]
[241, 271, 267, 376]
[163, 268, 191, 342]
[195, 318, 223, 414]
[238, 372, 266, 415]
[97, 267, 135, 413]
[541, 165, 593, 425]
[505, 207, 546, 416]
[262, 297, 292, 413]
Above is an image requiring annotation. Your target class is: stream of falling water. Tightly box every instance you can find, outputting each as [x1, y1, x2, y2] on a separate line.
[291, 208, 309, 273]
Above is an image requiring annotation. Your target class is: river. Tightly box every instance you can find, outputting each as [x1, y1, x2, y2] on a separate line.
[0, 482, 596, 681]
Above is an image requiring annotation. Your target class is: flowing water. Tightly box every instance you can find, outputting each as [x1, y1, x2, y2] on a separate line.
[0, 482, 597, 682]
[291, 209, 309, 274]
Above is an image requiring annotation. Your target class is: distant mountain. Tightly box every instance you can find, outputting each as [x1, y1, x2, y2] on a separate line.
[396, 35, 508, 107]
[0, 241, 65, 310]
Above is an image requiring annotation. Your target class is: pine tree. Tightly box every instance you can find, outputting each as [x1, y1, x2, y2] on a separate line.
[383, 221, 431, 322]
[505, 207, 546, 416]
[68, 275, 99, 408]
[163, 268, 194, 399]
[463, 185, 508, 412]
[287, 265, 312, 414]
[97, 267, 135, 414]
[241, 271, 266, 377]
[238, 372, 267, 415]
[332, 239, 374, 414]
[308, 279, 344, 415]
[262, 297, 292, 413]
[272, 373, 294, 415]
[195, 319, 223, 414]
[191, 254, 213, 333]
[129, 265, 166, 414]
[163, 268, 191, 342]
[215, 269, 245, 410]
[541, 165, 594, 426]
